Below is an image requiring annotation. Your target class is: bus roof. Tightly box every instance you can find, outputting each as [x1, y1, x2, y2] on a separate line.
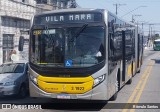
[34, 8, 135, 27]
[154, 39, 160, 41]
[36, 8, 106, 16]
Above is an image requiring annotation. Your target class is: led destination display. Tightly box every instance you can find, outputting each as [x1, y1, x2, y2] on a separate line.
[34, 13, 102, 24]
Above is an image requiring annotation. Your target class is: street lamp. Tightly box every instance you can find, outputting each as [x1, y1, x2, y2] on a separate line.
[121, 6, 147, 18]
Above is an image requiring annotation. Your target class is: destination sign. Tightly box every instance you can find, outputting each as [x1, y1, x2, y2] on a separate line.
[34, 13, 102, 24]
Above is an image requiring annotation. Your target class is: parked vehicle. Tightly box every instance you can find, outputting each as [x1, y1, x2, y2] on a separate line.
[0, 61, 28, 98]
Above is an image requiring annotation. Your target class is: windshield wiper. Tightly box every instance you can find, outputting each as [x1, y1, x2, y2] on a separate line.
[70, 24, 88, 42]
[3, 72, 13, 73]
[38, 63, 63, 67]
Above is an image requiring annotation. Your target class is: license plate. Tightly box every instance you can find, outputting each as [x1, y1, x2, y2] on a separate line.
[57, 94, 70, 99]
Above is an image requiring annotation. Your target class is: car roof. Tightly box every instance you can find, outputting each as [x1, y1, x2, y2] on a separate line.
[154, 39, 160, 42]
[2, 60, 28, 65]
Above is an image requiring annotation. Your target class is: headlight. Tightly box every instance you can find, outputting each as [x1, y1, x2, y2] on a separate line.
[93, 74, 105, 87]
[30, 75, 38, 85]
[4, 81, 16, 86]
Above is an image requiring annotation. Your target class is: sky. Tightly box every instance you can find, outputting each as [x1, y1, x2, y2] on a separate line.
[76, 0, 160, 36]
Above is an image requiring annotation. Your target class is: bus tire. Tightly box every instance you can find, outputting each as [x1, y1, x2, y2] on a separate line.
[137, 67, 141, 73]
[137, 70, 140, 73]
[18, 84, 27, 98]
[110, 92, 118, 101]
[126, 78, 132, 84]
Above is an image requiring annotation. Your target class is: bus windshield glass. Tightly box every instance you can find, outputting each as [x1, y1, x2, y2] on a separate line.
[30, 26, 105, 68]
[154, 41, 160, 46]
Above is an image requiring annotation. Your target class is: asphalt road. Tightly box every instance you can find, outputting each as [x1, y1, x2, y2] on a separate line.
[0, 48, 159, 112]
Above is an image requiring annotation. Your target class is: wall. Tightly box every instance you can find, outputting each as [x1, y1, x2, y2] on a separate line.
[0, 0, 36, 64]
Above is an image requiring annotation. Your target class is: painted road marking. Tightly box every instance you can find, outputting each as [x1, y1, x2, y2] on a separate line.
[130, 61, 154, 112]
[122, 60, 154, 112]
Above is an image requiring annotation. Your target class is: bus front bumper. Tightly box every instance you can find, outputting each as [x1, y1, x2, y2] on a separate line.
[29, 81, 108, 100]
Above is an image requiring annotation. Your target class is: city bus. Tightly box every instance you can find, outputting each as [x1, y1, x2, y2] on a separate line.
[19, 8, 143, 101]
[153, 39, 160, 51]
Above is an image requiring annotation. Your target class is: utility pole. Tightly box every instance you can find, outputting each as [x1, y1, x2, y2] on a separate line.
[151, 26, 152, 38]
[148, 24, 154, 47]
[142, 23, 144, 29]
[149, 24, 154, 38]
[113, 3, 126, 15]
[70, 0, 77, 8]
[149, 24, 151, 38]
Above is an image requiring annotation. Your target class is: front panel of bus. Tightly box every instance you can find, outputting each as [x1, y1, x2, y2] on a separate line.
[153, 40, 160, 51]
[28, 10, 110, 100]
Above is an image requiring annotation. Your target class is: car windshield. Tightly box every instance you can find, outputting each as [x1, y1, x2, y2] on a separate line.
[30, 26, 105, 68]
[0, 63, 25, 74]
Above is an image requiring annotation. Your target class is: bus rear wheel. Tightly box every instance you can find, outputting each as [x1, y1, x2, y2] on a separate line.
[110, 92, 118, 101]
[127, 78, 132, 84]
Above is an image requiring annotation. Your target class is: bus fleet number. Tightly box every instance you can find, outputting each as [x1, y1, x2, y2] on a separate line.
[71, 87, 84, 91]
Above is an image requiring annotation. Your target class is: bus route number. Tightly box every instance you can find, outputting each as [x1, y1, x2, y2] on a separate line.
[71, 87, 84, 91]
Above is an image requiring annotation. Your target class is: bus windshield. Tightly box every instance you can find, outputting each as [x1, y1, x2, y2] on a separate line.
[30, 26, 105, 68]
[154, 41, 160, 46]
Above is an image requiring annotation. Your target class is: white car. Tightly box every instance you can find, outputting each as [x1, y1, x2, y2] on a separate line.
[0, 61, 28, 98]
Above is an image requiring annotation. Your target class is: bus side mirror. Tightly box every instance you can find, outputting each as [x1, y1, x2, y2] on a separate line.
[18, 36, 24, 51]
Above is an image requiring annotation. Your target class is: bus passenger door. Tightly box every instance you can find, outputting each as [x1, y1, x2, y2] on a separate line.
[137, 34, 140, 69]
[137, 34, 143, 71]
[122, 31, 126, 82]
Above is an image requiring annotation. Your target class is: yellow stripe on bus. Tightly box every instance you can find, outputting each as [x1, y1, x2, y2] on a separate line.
[37, 76, 94, 94]
[38, 80, 93, 94]
[38, 75, 93, 83]
[127, 63, 132, 76]
[133, 62, 135, 74]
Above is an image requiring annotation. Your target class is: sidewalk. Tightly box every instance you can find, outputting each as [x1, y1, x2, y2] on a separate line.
[144, 40, 153, 51]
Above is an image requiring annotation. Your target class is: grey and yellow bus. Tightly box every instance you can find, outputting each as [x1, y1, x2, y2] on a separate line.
[19, 8, 143, 101]
[153, 39, 160, 51]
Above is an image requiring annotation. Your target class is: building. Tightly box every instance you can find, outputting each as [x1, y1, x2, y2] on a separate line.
[0, 0, 78, 64]
[0, 0, 36, 64]
[36, 0, 77, 13]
